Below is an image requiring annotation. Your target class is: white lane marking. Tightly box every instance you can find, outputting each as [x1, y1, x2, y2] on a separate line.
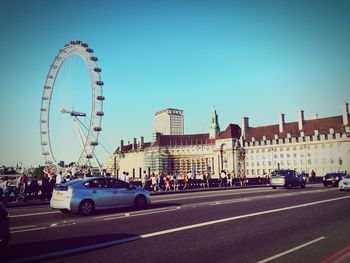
[10, 225, 36, 230]
[11, 223, 77, 234]
[9, 195, 349, 263]
[50, 223, 58, 227]
[152, 188, 275, 203]
[152, 187, 333, 203]
[11, 227, 50, 234]
[257, 236, 326, 263]
[103, 207, 180, 221]
[94, 206, 178, 219]
[10, 211, 59, 218]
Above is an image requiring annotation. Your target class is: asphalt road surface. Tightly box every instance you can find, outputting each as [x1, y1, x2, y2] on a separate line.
[2, 184, 350, 263]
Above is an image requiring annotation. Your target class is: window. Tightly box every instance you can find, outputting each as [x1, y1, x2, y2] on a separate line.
[109, 179, 130, 189]
[84, 179, 108, 188]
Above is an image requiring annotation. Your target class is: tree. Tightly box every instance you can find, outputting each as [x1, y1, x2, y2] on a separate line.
[32, 166, 45, 180]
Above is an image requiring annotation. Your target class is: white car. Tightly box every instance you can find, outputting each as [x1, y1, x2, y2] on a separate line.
[50, 177, 151, 215]
[338, 174, 350, 191]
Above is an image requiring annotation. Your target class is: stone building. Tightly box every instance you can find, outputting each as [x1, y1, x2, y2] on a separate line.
[106, 103, 350, 181]
[242, 103, 350, 176]
[106, 110, 241, 181]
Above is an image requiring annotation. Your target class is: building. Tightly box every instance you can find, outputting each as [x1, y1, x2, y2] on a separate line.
[106, 103, 350, 181]
[107, 109, 241, 180]
[241, 102, 350, 177]
[152, 108, 184, 141]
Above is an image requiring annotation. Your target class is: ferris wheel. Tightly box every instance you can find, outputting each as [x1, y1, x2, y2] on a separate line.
[40, 40, 105, 171]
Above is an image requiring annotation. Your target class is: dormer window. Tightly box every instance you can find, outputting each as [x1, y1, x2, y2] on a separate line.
[314, 130, 319, 136]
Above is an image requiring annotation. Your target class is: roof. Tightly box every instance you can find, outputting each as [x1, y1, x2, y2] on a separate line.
[245, 115, 349, 141]
[115, 142, 152, 154]
[216, 124, 241, 140]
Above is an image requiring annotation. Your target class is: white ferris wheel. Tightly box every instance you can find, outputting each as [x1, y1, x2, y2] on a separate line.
[40, 40, 105, 171]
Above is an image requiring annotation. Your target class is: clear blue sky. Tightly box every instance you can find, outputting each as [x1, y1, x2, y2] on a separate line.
[0, 0, 349, 167]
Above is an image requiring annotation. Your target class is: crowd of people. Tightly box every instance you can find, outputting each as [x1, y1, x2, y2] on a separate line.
[0, 167, 97, 204]
[141, 169, 252, 193]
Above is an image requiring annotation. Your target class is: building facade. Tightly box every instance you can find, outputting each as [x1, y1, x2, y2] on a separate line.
[152, 108, 184, 141]
[242, 103, 350, 177]
[106, 103, 350, 181]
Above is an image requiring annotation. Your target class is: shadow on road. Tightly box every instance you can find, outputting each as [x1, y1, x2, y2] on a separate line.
[91, 202, 182, 216]
[0, 233, 141, 262]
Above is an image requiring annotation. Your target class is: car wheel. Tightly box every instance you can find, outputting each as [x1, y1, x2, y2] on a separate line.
[301, 183, 306, 188]
[323, 184, 327, 187]
[272, 186, 277, 189]
[79, 200, 95, 216]
[0, 233, 10, 247]
[60, 209, 70, 214]
[134, 195, 147, 209]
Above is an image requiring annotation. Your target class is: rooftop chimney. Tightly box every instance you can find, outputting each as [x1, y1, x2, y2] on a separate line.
[120, 140, 124, 148]
[343, 102, 349, 126]
[133, 138, 137, 151]
[279, 113, 285, 133]
[298, 110, 304, 131]
[241, 117, 249, 140]
[141, 136, 144, 148]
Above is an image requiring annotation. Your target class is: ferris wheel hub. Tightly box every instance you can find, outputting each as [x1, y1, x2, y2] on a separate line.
[60, 108, 86, 117]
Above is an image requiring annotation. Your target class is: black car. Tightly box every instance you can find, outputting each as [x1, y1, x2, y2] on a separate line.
[0, 202, 10, 247]
[323, 172, 346, 187]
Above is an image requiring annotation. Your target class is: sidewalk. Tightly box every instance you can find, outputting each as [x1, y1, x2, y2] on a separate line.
[3, 184, 269, 208]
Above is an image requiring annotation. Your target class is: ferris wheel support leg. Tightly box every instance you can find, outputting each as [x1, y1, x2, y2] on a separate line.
[73, 117, 88, 151]
[73, 117, 103, 174]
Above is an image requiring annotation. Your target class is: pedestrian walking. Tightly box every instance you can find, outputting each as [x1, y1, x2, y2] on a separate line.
[150, 173, 158, 193]
[173, 170, 179, 191]
[165, 173, 171, 191]
[142, 171, 148, 189]
[183, 172, 188, 190]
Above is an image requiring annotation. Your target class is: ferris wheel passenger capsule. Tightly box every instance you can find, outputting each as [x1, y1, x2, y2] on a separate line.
[81, 43, 88, 47]
[94, 127, 102, 132]
[90, 56, 98, 61]
[96, 81, 104, 86]
[93, 67, 102, 72]
[97, 96, 105, 101]
[96, 111, 104, 116]
[86, 48, 93, 53]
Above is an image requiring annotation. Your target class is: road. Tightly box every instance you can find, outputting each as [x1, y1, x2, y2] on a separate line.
[1, 185, 350, 263]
